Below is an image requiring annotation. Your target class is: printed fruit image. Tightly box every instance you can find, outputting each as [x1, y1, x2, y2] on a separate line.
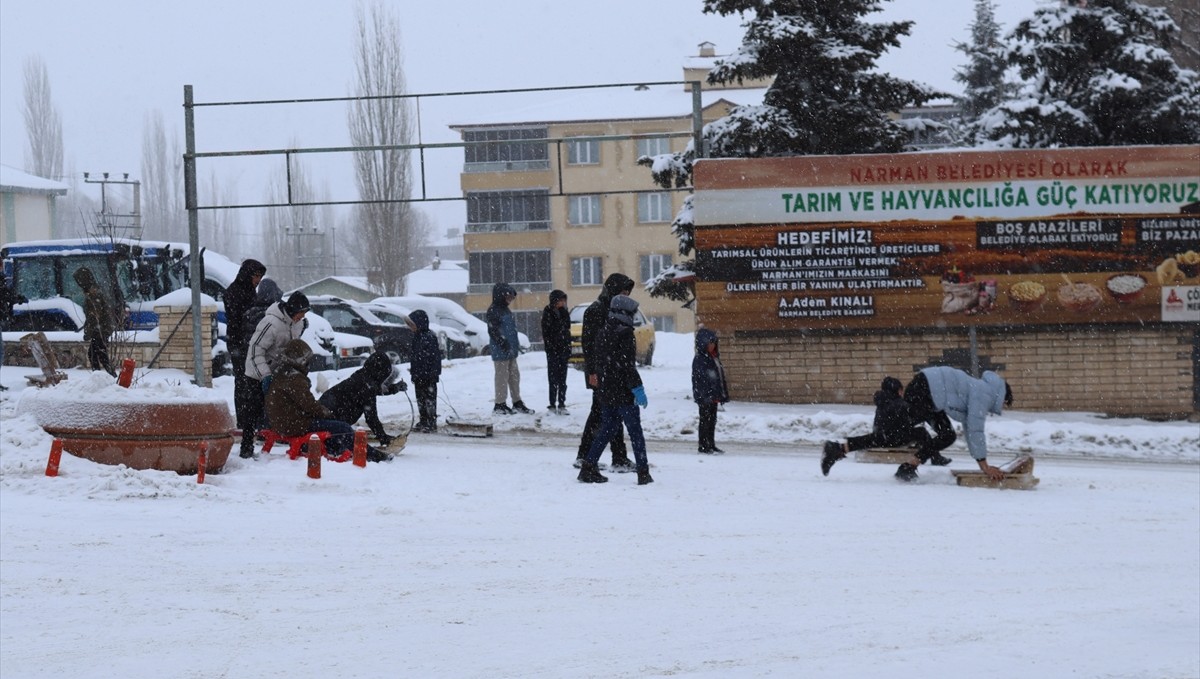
[1176, 250, 1200, 278]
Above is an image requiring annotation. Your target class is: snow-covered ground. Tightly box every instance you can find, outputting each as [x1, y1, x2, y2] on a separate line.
[1, 332, 1197, 678]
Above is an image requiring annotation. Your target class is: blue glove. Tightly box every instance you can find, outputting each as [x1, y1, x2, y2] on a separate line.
[260, 375, 273, 394]
[632, 385, 648, 408]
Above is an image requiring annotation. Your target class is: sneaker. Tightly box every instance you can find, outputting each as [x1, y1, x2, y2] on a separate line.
[512, 401, 535, 414]
[609, 460, 637, 473]
[895, 463, 919, 482]
[558, 404, 569, 415]
[698, 447, 714, 454]
[821, 441, 846, 476]
[929, 453, 953, 466]
[366, 446, 393, 463]
[637, 467, 654, 485]
[494, 403, 515, 415]
[412, 422, 435, 434]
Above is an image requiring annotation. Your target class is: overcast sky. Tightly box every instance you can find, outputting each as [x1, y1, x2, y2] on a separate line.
[0, 0, 1043, 240]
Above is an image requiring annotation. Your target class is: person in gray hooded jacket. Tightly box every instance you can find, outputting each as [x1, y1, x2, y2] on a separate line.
[899, 366, 1013, 482]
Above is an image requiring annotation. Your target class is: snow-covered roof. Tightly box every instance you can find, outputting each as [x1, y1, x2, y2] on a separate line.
[449, 86, 768, 129]
[0, 164, 68, 195]
[403, 260, 468, 296]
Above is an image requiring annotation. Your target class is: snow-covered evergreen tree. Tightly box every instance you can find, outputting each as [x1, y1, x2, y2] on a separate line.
[953, 0, 1013, 142]
[639, 0, 944, 301]
[978, 0, 1200, 147]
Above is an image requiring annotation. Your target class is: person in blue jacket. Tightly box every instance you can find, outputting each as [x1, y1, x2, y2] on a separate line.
[407, 309, 443, 433]
[691, 327, 729, 454]
[486, 282, 533, 414]
[897, 366, 1013, 482]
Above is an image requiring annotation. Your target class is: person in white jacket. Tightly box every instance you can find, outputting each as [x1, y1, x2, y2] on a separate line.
[899, 365, 1013, 483]
[242, 292, 310, 453]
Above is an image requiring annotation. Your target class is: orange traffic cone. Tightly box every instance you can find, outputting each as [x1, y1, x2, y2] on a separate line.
[197, 442, 208, 484]
[117, 358, 136, 388]
[352, 430, 367, 467]
[307, 434, 323, 479]
[45, 439, 63, 477]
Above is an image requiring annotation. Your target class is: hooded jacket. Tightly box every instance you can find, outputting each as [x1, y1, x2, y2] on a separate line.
[486, 283, 520, 361]
[920, 366, 1008, 460]
[691, 328, 729, 404]
[408, 309, 443, 382]
[871, 380, 916, 438]
[242, 278, 283, 342]
[592, 295, 642, 406]
[264, 339, 334, 437]
[540, 290, 571, 356]
[247, 299, 307, 381]
[582, 273, 634, 378]
[72, 267, 114, 341]
[223, 259, 266, 351]
[318, 351, 394, 439]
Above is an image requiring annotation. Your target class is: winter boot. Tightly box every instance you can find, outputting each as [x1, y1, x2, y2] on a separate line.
[609, 458, 637, 473]
[577, 461, 608, 484]
[895, 463, 919, 482]
[821, 441, 846, 476]
[636, 466, 654, 485]
[494, 403, 515, 415]
[558, 403, 569, 415]
[573, 456, 585, 469]
[929, 453, 953, 466]
[512, 401, 535, 414]
[366, 446, 393, 463]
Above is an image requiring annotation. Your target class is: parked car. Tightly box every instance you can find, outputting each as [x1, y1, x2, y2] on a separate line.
[372, 294, 530, 357]
[307, 295, 413, 365]
[302, 311, 373, 371]
[568, 302, 655, 367]
[359, 301, 470, 360]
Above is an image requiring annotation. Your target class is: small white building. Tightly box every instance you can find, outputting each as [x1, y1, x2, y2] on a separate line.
[402, 257, 468, 307]
[1, 165, 69, 247]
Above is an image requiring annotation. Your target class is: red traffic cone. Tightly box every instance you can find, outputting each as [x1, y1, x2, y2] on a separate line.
[307, 435, 323, 479]
[352, 430, 367, 467]
[45, 439, 63, 477]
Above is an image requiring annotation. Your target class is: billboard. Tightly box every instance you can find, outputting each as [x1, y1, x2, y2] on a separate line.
[691, 145, 1200, 330]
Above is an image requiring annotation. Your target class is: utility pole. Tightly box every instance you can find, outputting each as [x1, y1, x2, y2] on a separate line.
[83, 172, 142, 240]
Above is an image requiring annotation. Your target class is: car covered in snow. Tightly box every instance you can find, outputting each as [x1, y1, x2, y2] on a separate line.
[372, 294, 529, 357]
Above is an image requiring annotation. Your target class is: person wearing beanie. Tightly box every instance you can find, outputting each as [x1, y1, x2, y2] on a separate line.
[540, 289, 571, 414]
[691, 327, 729, 454]
[486, 282, 533, 414]
[821, 375, 934, 477]
[243, 290, 311, 458]
[72, 266, 117, 376]
[265, 340, 391, 463]
[574, 272, 635, 472]
[578, 292, 653, 486]
[224, 259, 266, 457]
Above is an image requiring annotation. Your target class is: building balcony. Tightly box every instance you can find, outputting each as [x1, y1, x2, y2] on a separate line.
[465, 221, 551, 234]
[467, 281, 553, 295]
[464, 160, 551, 174]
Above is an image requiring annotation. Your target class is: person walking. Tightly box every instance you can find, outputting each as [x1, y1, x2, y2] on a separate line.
[407, 309, 443, 433]
[0, 275, 28, 390]
[540, 289, 571, 414]
[318, 350, 405, 452]
[691, 327, 730, 454]
[72, 267, 117, 376]
[820, 376, 939, 476]
[578, 294, 652, 486]
[223, 259, 266, 450]
[893, 366, 1013, 482]
[574, 273, 635, 472]
[244, 291, 310, 456]
[486, 282, 533, 414]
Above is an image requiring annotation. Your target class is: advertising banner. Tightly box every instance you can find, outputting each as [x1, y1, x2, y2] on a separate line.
[691, 145, 1200, 330]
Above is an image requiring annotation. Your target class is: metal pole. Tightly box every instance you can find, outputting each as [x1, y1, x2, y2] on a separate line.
[690, 81, 704, 159]
[968, 326, 980, 377]
[183, 85, 208, 386]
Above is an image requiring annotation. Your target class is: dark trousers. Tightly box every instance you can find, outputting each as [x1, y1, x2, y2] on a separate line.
[698, 402, 718, 451]
[310, 418, 355, 456]
[546, 350, 569, 407]
[576, 388, 629, 463]
[236, 373, 265, 456]
[87, 336, 115, 376]
[847, 425, 931, 452]
[903, 372, 956, 460]
[585, 404, 648, 470]
[414, 379, 438, 426]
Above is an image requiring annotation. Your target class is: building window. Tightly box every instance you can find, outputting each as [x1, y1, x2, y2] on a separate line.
[649, 315, 675, 333]
[468, 250, 552, 293]
[463, 127, 549, 171]
[466, 189, 550, 232]
[568, 195, 602, 226]
[567, 138, 600, 165]
[571, 257, 604, 286]
[640, 253, 673, 284]
[636, 136, 670, 159]
[637, 192, 672, 223]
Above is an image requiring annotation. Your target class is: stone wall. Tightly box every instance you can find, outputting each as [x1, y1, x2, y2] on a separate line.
[722, 325, 1198, 419]
[152, 303, 218, 384]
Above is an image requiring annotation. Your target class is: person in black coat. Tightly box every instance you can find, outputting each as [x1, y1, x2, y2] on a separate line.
[224, 260, 266, 448]
[691, 327, 730, 454]
[0, 275, 28, 391]
[574, 273, 634, 471]
[407, 309, 443, 433]
[318, 351, 405, 447]
[819, 376, 940, 476]
[578, 294, 652, 485]
[540, 289, 571, 414]
[235, 276, 281, 458]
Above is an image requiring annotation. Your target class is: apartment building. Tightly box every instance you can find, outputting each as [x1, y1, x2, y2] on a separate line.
[450, 43, 768, 346]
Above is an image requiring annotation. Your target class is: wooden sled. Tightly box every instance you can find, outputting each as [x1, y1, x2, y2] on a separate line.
[855, 448, 918, 464]
[20, 332, 67, 387]
[951, 455, 1039, 490]
[443, 416, 493, 438]
[379, 431, 409, 455]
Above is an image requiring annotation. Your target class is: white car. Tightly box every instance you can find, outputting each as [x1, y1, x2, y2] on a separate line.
[372, 295, 530, 357]
[359, 301, 465, 359]
[302, 312, 373, 370]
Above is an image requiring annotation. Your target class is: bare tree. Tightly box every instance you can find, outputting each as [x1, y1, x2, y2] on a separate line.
[22, 55, 64, 181]
[140, 110, 186, 242]
[347, 1, 426, 295]
[204, 169, 241, 258]
[259, 154, 331, 290]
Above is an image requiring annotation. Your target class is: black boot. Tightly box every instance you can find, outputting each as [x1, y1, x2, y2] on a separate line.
[494, 403, 515, 415]
[821, 441, 846, 476]
[366, 446, 393, 463]
[929, 453, 953, 466]
[637, 466, 654, 485]
[577, 461, 608, 483]
[895, 463, 919, 482]
[512, 401, 535, 414]
[610, 458, 637, 473]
